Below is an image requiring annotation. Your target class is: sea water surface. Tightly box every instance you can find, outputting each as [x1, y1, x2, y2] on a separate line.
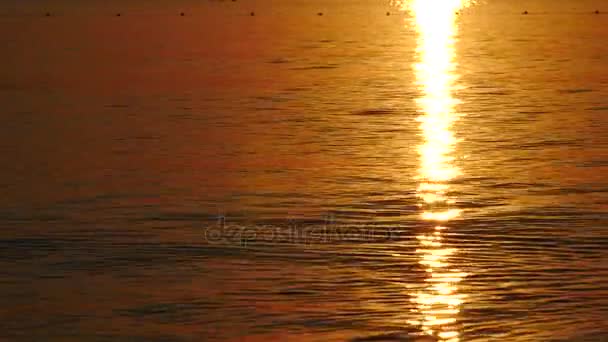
[1, 0, 608, 341]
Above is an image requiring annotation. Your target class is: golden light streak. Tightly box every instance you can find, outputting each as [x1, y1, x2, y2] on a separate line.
[421, 209, 462, 221]
[398, 0, 474, 341]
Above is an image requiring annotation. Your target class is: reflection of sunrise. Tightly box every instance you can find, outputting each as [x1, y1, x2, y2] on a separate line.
[404, 0, 472, 340]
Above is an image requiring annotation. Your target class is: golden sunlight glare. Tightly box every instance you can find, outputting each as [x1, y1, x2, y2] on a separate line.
[400, 0, 474, 341]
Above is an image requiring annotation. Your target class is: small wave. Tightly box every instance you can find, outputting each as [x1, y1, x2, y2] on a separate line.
[585, 106, 608, 111]
[283, 86, 311, 92]
[558, 88, 593, 94]
[290, 64, 339, 70]
[351, 331, 437, 341]
[167, 97, 192, 102]
[268, 58, 291, 64]
[251, 107, 282, 111]
[518, 110, 552, 114]
[352, 108, 396, 116]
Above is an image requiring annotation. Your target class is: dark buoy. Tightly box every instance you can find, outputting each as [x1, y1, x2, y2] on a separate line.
[386, 11, 391, 16]
[522, 10, 528, 15]
[116, 13, 121, 17]
[180, 12, 185, 16]
[45, 12, 51, 17]
[317, 12, 323, 16]
[250, 11, 255, 16]
[595, 10, 600, 14]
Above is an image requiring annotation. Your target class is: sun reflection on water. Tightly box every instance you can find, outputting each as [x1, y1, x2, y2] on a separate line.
[398, 0, 473, 341]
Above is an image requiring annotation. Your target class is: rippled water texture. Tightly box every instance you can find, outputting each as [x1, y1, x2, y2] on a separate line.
[1, 0, 608, 341]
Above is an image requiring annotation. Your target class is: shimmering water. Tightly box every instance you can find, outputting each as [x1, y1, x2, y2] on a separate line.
[1, 0, 608, 341]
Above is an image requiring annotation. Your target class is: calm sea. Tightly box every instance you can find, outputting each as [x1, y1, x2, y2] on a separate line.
[1, 0, 608, 341]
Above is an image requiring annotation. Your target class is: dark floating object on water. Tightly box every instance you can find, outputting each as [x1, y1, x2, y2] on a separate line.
[45, 12, 51, 17]
[250, 11, 255, 16]
[116, 13, 121, 17]
[386, 11, 391, 16]
[595, 10, 600, 14]
[180, 12, 185, 16]
[522, 10, 528, 15]
[317, 12, 323, 16]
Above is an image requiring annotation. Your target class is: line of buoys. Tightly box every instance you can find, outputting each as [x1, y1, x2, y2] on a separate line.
[39, 10, 606, 18]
